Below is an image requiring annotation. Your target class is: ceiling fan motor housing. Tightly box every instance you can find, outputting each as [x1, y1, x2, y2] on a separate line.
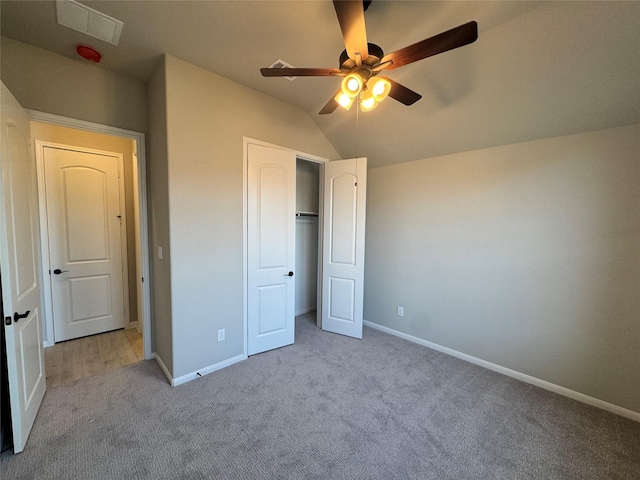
[339, 43, 385, 80]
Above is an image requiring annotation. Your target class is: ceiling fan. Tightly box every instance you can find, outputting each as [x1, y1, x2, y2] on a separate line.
[260, 0, 478, 114]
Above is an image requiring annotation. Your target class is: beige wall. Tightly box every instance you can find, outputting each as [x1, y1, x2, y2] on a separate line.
[147, 58, 172, 372]
[296, 159, 320, 214]
[162, 55, 338, 378]
[295, 160, 320, 315]
[1, 37, 147, 134]
[364, 124, 640, 413]
[30, 122, 139, 327]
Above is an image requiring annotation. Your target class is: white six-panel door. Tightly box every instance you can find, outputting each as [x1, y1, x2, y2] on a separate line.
[322, 158, 367, 339]
[247, 144, 296, 355]
[43, 145, 126, 342]
[0, 82, 46, 453]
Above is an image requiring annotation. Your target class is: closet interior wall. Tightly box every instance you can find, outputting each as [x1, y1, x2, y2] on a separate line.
[295, 159, 320, 316]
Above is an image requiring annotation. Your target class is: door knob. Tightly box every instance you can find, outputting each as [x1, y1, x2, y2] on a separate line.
[285, 271, 294, 277]
[53, 269, 69, 275]
[14, 310, 30, 323]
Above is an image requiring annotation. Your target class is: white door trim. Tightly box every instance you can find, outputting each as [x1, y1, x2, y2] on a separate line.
[242, 137, 329, 357]
[26, 110, 153, 361]
[36, 141, 130, 341]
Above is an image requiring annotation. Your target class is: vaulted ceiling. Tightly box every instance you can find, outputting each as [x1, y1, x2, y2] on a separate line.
[2, 1, 639, 168]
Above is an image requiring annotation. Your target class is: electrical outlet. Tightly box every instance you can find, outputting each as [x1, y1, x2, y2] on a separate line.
[397, 306, 404, 317]
[217, 329, 225, 342]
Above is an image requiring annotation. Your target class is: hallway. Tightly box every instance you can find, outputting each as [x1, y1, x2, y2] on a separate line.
[44, 329, 143, 387]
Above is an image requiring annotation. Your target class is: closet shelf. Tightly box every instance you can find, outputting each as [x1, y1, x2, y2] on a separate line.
[296, 211, 319, 217]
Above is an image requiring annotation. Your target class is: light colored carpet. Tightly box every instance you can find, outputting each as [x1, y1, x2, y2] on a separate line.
[2, 313, 639, 479]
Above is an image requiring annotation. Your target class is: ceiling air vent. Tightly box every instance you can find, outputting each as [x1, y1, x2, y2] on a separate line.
[268, 59, 297, 81]
[56, 0, 124, 46]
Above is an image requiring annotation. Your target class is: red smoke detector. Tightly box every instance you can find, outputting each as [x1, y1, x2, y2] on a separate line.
[76, 45, 101, 63]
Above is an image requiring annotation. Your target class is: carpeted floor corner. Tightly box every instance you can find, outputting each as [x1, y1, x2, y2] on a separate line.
[2, 313, 639, 479]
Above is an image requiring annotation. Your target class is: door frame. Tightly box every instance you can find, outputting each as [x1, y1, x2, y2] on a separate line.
[36, 141, 130, 342]
[26, 110, 153, 360]
[242, 137, 329, 357]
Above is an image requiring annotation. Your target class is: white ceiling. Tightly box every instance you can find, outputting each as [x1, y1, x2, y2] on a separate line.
[2, 1, 639, 168]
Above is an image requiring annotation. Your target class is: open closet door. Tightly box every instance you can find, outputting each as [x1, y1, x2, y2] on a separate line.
[247, 144, 296, 355]
[0, 82, 46, 453]
[321, 158, 367, 339]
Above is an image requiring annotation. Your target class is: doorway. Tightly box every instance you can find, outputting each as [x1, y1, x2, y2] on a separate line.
[243, 138, 367, 357]
[28, 112, 152, 362]
[295, 158, 320, 318]
[41, 143, 129, 342]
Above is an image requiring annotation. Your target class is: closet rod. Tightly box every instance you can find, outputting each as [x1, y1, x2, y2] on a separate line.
[296, 212, 318, 217]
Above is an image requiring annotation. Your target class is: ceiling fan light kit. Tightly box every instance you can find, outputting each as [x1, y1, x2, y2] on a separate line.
[368, 76, 391, 101]
[342, 73, 363, 97]
[335, 91, 356, 110]
[336, 72, 391, 112]
[260, 0, 478, 115]
[360, 89, 378, 112]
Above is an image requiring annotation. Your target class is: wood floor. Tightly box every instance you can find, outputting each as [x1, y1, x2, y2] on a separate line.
[44, 328, 143, 387]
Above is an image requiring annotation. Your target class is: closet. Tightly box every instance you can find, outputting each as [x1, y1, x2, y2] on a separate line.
[246, 141, 366, 355]
[295, 159, 320, 316]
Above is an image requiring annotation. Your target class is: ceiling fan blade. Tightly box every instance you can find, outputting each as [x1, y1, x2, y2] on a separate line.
[384, 77, 422, 105]
[333, 0, 369, 61]
[261, 67, 342, 77]
[382, 21, 478, 71]
[319, 89, 341, 115]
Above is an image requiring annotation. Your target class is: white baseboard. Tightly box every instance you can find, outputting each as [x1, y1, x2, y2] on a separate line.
[364, 320, 640, 423]
[295, 306, 316, 316]
[171, 354, 247, 387]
